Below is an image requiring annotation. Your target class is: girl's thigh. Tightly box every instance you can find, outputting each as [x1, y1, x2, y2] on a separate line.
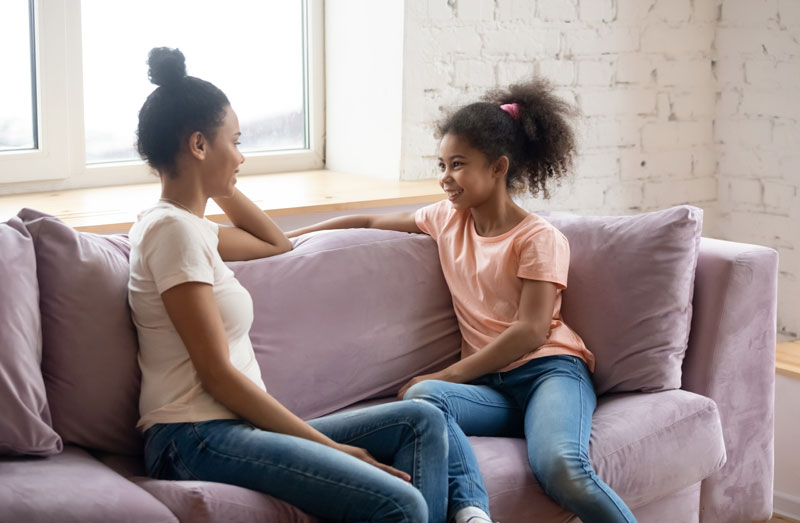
[521, 360, 597, 463]
[146, 419, 426, 522]
[404, 379, 523, 437]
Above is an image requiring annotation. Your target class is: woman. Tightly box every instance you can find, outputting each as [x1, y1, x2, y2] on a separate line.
[128, 47, 448, 522]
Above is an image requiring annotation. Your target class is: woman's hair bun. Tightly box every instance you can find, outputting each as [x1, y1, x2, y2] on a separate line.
[147, 47, 187, 87]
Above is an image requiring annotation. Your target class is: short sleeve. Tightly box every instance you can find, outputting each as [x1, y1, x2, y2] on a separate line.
[140, 216, 216, 294]
[415, 200, 452, 241]
[516, 226, 570, 289]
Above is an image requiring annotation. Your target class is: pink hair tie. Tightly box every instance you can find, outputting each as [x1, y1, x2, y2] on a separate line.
[500, 103, 520, 120]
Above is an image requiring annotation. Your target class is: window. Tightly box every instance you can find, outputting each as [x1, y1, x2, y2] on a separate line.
[0, 0, 37, 152]
[0, 0, 323, 191]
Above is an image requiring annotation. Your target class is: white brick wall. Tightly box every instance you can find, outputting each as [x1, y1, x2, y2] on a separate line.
[399, 0, 799, 340]
[715, 0, 800, 341]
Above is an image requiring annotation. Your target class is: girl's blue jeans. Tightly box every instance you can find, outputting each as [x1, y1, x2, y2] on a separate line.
[404, 354, 637, 523]
[144, 400, 448, 523]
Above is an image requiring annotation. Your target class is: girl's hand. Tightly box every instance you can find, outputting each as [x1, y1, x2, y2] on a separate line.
[332, 443, 411, 482]
[397, 371, 451, 400]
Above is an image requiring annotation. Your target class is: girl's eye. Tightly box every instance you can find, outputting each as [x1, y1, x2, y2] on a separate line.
[452, 161, 462, 168]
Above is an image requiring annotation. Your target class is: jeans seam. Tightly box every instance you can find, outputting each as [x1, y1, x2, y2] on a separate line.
[436, 390, 501, 508]
[188, 424, 413, 522]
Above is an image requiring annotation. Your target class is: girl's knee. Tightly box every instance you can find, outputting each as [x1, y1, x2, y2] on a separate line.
[532, 454, 591, 504]
[402, 380, 448, 405]
[403, 398, 446, 431]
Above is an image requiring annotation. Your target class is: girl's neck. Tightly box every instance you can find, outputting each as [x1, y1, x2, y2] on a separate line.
[470, 191, 528, 237]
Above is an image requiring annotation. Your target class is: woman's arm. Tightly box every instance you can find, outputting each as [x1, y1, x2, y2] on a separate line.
[285, 211, 422, 238]
[214, 188, 293, 261]
[398, 278, 558, 398]
[160, 281, 409, 480]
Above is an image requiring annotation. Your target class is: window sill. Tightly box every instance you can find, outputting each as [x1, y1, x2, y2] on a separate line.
[777, 341, 800, 379]
[0, 169, 444, 233]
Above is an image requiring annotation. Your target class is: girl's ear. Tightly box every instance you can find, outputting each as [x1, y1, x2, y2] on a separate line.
[493, 155, 510, 179]
[188, 131, 207, 160]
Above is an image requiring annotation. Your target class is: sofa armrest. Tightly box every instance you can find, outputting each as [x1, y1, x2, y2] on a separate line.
[682, 237, 778, 523]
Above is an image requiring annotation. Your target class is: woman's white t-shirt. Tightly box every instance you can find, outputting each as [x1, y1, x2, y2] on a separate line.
[128, 202, 266, 432]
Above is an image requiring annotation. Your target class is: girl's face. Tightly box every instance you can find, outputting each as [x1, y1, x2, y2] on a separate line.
[437, 133, 505, 210]
[201, 106, 245, 198]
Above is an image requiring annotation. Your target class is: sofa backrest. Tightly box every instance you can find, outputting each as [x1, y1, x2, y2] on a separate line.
[230, 228, 462, 420]
[681, 237, 778, 522]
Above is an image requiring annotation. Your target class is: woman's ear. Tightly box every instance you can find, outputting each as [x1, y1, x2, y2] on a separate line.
[188, 131, 207, 160]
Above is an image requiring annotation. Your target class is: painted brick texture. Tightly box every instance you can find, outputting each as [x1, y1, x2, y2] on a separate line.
[400, 0, 799, 337]
[715, 0, 800, 339]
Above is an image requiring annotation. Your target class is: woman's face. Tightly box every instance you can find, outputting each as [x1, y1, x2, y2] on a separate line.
[201, 106, 245, 198]
[437, 133, 504, 210]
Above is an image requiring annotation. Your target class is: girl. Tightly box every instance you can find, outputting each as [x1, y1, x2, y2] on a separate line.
[129, 47, 449, 523]
[288, 79, 637, 523]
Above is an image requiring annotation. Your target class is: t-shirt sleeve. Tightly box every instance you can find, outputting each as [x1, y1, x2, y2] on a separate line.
[140, 216, 216, 294]
[414, 200, 451, 241]
[517, 225, 570, 289]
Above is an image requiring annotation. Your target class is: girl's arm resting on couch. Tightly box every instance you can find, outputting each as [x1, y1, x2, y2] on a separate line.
[160, 281, 410, 481]
[286, 211, 422, 238]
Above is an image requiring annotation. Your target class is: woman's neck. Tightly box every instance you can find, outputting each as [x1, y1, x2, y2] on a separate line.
[160, 176, 207, 218]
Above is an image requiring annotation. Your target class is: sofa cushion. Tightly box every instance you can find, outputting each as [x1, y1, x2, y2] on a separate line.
[541, 206, 703, 394]
[97, 452, 321, 523]
[135, 477, 322, 523]
[0, 217, 62, 456]
[0, 445, 176, 522]
[19, 209, 142, 455]
[229, 228, 461, 420]
[471, 389, 725, 522]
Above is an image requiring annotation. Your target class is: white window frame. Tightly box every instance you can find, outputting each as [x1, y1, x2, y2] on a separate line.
[0, 0, 324, 193]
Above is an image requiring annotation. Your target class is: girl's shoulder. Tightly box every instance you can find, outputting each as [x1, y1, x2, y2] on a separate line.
[513, 212, 569, 249]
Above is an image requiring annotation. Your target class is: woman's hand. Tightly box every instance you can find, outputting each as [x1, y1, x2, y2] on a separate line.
[332, 443, 411, 482]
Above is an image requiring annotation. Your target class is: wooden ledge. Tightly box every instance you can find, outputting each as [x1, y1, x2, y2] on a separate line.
[0, 170, 445, 234]
[777, 341, 800, 379]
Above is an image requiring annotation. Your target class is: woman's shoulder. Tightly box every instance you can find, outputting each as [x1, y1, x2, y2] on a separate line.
[131, 205, 210, 246]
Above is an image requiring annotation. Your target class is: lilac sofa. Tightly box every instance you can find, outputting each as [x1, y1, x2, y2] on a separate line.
[0, 205, 777, 523]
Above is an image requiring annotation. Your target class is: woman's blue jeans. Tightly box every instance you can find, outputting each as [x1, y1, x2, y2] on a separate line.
[144, 400, 448, 523]
[404, 355, 637, 523]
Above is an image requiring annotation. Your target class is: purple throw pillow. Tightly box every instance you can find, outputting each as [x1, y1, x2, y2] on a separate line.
[18, 209, 142, 455]
[0, 217, 63, 456]
[229, 228, 461, 420]
[540, 205, 703, 395]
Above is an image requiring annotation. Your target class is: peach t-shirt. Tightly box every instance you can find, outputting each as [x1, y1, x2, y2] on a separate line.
[415, 199, 594, 373]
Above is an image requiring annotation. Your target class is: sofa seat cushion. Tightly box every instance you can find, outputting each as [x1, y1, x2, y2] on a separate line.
[97, 452, 322, 523]
[0, 445, 176, 522]
[471, 389, 726, 522]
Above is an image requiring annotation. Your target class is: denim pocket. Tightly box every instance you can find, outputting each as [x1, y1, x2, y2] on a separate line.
[164, 440, 200, 481]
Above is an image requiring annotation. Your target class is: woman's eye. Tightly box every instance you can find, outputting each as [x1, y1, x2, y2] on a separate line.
[438, 162, 446, 170]
[235, 142, 241, 146]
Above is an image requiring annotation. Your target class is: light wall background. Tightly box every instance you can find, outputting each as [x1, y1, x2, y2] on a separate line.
[326, 1, 799, 515]
[329, 0, 799, 339]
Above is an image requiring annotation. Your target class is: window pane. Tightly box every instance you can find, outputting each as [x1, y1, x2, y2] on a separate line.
[81, 0, 305, 165]
[0, 0, 36, 152]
